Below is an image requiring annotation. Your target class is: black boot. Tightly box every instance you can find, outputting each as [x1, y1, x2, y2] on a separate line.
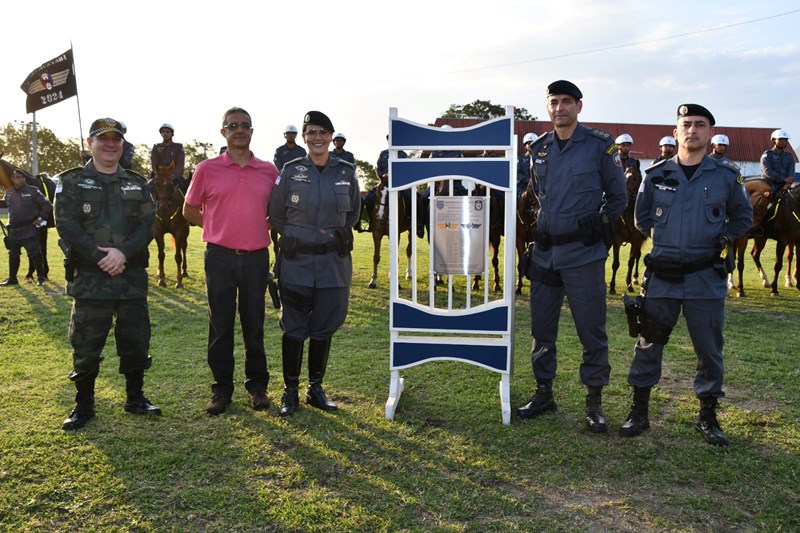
[695, 396, 729, 446]
[123, 370, 162, 416]
[620, 386, 651, 437]
[62, 379, 96, 431]
[280, 335, 304, 417]
[306, 337, 337, 412]
[32, 254, 46, 286]
[1, 255, 20, 286]
[516, 379, 556, 419]
[585, 386, 607, 433]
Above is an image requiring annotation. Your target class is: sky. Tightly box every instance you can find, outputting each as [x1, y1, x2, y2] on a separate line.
[3, 1, 800, 171]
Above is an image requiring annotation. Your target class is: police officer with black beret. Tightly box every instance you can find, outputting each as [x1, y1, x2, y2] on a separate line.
[516, 80, 627, 433]
[620, 104, 752, 446]
[268, 111, 361, 416]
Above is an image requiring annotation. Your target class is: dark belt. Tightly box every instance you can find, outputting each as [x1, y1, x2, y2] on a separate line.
[297, 241, 338, 255]
[207, 243, 268, 255]
[644, 253, 716, 283]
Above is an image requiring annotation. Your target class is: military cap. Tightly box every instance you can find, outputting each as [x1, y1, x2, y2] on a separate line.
[89, 118, 125, 138]
[547, 80, 582, 100]
[676, 104, 715, 126]
[303, 111, 334, 133]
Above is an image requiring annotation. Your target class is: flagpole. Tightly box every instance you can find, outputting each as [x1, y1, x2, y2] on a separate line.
[31, 112, 39, 175]
[71, 41, 86, 156]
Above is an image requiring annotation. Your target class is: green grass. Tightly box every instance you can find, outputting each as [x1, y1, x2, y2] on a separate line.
[0, 221, 798, 532]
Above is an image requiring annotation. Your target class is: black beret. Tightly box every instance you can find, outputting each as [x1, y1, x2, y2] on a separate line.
[547, 80, 582, 100]
[676, 104, 715, 127]
[89, 117, 125, 138]
[303, 111, 334, 133]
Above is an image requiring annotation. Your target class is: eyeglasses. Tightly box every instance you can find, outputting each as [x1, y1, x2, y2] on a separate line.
[224, 122, 252, 131]
[304, 128, 331, 138]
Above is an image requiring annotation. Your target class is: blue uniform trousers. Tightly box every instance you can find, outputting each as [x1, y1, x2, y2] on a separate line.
[204, 244, 270, 396]
[529, 259, 610, 386]
[279, 282, 349, 341]
[627, 296, 725, 398]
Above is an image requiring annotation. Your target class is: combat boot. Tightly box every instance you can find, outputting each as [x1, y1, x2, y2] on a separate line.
[620, 386, 651, 437]
[516, 379, 556, 419]
[123, 371, 162, 416]
[306, 337, 337, 412]
[585, 385, 607, 433]
[280, 335, 304, 416]
[695, 396, 729, 446]
[1, 255, 20, 286]
[62, 379, 96, 431]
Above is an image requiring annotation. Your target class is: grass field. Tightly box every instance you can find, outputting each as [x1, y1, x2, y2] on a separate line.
[0, 221, 798, 532]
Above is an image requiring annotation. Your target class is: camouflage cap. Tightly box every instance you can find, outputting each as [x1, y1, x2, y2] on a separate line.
[89, 118, 125, 138]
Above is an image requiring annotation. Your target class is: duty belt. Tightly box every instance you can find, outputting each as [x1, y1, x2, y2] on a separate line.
[643, 253, 716, 283]
[297, 241, 338, 255]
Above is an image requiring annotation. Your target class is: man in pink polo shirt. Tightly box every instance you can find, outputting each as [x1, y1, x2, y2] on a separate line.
[183, 106, 279, 415]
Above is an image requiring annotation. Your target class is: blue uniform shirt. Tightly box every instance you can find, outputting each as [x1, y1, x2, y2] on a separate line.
[635, 155, 752, 299]
[760, 148, 795, 187]
[529, 124, 627, 269]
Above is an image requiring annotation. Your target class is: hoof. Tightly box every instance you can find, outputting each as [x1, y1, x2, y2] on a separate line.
[368, 280, 377, 289]
[157, 279, 166, 288]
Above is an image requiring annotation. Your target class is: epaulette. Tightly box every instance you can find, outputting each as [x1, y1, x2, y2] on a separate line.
[123, 169, 148, 181]
[284, 156, 305, 168]
[529, 132, 549, 147]
[52, 167, 84, 182]
[334, 157, 355, 169]
[715, 158, 741, 173]
[588, 128, 613, 142]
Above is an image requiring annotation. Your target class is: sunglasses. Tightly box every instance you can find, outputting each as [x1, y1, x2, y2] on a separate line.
[304, 128, 331, 138]
[224, 122, 252, 131]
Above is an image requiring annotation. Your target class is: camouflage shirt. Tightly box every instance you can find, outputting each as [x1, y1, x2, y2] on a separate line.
[54, 162, 155, 300]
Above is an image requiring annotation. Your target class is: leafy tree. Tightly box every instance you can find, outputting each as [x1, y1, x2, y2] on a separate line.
[441, 99, 535, 121]
[0, 122, 83, 176]
[356, 160, 377, 191]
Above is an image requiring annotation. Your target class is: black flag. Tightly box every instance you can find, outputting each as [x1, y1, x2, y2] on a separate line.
[20, 49, 78, 114]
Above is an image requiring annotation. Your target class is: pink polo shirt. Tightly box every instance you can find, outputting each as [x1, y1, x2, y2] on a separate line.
[185, 151, 278, 251]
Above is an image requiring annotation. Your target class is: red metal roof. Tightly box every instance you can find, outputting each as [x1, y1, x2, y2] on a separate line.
[434, 118, 797, 164]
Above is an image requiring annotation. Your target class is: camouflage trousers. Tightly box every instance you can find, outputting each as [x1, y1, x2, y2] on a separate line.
[68, 298, 152, 382]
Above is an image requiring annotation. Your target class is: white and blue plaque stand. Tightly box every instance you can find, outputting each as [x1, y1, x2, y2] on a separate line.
[384, 107, 517, 424]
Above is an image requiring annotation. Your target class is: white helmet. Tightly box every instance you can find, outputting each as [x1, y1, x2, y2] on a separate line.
[711, 134, 729, 146]
[659, 136, 676, 147]
[771, 129, 790, 140]
[440, 124, 453, 129]
[159, 123, 174, 132]
[333, 132, 346, 141]
[615, 133, 633, 144]
[522, 132, 537, 144]
[285, 124, 298, 133]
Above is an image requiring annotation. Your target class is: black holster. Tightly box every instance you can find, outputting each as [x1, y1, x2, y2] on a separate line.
[530, 262, 563, 287]
[267, 272, 281, 309]
[522, 243, 534, 280]
[58, 238, 76, 282]
[334, 228, 353, 257]
[622, 294, 644, 338]
[600, 211, 614, 248]
[280, 236, 298, 259]
[577, 213, 602, 246]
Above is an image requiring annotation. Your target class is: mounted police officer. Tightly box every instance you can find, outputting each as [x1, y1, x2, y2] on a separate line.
[516, 80, 627, 433]
[517, 132, 536, 193]
[330, 132, 355, 164]
[619, 104, 752, 446]
[150, 123, 186, 191]
[616, 133, 640, 173]
[268, 111, 361, 416]
[357, 136, 408, 234]
[710, 134, 730, 161]
[273, 124, 307, 171]
[751, 129, 796, 233]
[654, 136, 676, 164]
[1, 168, 51, 286]
[55, 118, 160, 431]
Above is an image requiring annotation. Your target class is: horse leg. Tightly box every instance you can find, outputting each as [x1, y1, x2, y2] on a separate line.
[492, 236, 501, 293]
[734, 236, 747, 297]
[155, 232, 166, 287]
[771, 241, 786, 297]
[515, 236, 524, 295]
[785, 243, 795, 288]
[405, 230, 412, 280]
[751, 238, 770, 288]
[369, 230, 381, 289]
[609, 243, 620, 295]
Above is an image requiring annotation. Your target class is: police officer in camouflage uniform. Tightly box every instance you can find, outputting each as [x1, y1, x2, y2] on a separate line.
[55, 118, 161, 431]
[268, 111, 361, 416]
[516, 80, 627, 433]
[620, 104, 752, 446]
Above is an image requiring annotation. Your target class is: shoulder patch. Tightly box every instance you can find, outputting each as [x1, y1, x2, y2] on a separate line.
[737, 174, 744, 184]
[605, 143, 619, 156]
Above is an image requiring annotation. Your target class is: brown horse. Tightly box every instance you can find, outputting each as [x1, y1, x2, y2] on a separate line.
[515, 179, 538, 295]
[737, 185, 800, 297]
[153, 162, 190, 288]
[369, 179, 412, 289]
[608, 163, 646, 295]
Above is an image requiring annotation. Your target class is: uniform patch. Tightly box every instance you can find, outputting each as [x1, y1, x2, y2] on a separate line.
[638, 180, 645, 193]
[295, 165, 308, 172]
[121, 185, 141, 192]
[335, 180, 350, 185]
[83, 203, 92, 214]
[737, 174, 744, 184]
[613, 153, 622, 168]
[290, 194, 300, 204]
[605, 143, 619, 156]
[536, 151, 548, 158]
[77, 182, 102, 190]
[55, 183, 63, 194]
[290, 174, 310, 182]
[656, 207, 663, 217]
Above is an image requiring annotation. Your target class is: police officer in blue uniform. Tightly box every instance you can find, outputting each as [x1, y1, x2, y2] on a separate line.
[516, 80, 627, 433]
[619, 104, 752, 446]
[760, 129, 795, 193]
[517, 133, 536, 194]
[273, 125, 307, 171]
[268, 111, 361, 416]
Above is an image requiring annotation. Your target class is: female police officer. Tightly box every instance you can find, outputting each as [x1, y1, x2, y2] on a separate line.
[267, 111, 361, 416]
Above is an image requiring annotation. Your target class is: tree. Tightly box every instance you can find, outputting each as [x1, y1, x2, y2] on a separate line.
[0, 122, 83, 176]
[356, 160, 377, 191]
[441, 99, 536, 121]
